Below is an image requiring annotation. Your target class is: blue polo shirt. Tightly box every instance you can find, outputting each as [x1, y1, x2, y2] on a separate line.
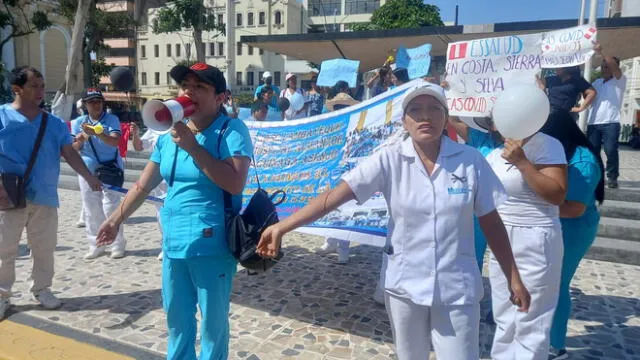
[151, 114, 254, 259]
[467, 128, 501, 157]
[0, 104, 72, 207]
[71, 112, 123, 173]
[562, 146, 601, 228]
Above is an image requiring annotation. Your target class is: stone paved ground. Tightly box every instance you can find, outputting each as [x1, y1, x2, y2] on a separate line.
[6, 188, 640, 359]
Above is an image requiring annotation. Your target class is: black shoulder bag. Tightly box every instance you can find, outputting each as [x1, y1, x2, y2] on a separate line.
[218, 118, 286, 273]
[88, 134, 124, 188]
[0, 112, 48, 210]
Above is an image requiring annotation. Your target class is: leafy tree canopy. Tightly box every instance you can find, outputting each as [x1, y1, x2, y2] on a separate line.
[350, 0, 444, 31]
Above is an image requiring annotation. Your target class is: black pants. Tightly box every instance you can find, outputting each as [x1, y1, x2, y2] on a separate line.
[587, 123, 621, 180]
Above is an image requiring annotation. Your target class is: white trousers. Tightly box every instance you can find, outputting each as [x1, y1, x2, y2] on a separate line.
[78, 175, 125, 251]
[489, 224, 563, 360]
[386, 293, 480, 360]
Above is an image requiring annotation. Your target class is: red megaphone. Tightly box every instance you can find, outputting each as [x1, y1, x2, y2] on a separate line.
[142, 96, 195, 132]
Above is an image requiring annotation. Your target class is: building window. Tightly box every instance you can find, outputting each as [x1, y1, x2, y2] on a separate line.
[236, 13, 242, 26]
[248, 45, 253, 55]
[154, 72, 160, 85]
[166, 72, 171, 85]
[166, 44, 172, 57]
[236, 42, 242, 56]
[209, 42, 215, 56]
[309, 0, 342, 16]
[176, 44, 181, 57]
[236, 72, 242, 86]
[218, 42, 224, 56]
[247, 71, 254, 86]
[141, 72, 147, 86]
[140, 45, 146, 58]
[274, 11, 282, 25]
[217, 13, 223, 25]
[185, 43, 192, 58]
[274, 71, 281, 86]
[258, 71, 264, 84]
[345, 0, 380, 15]
[154, 44, 159, 57]
[247, 12, 254, 26]
[259, 48, 264, 55]
[258, 12, 266, 25]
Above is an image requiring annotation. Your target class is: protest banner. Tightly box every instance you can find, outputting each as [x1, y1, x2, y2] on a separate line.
[242, 82, 416, 246]
[396, 43, 432, 80]
[316, 59, 360, 88]
[445, 25, 597, 117]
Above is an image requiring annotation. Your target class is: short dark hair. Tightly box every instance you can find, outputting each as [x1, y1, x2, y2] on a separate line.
[259, 86, 274, 97]
[9, 66, 43, 87]
[613, 56, 621, 65]
[251, 101, 267, 114]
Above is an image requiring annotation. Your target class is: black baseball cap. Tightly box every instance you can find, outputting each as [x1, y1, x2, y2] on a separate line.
[170, 62, 227, 93]
[82, 88, 105, 102]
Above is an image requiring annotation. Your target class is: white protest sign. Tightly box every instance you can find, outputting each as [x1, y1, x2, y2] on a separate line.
[445, 25, 597, 117]
[540, 25, 597, 68]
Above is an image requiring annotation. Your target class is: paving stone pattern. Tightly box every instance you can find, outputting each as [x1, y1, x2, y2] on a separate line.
[7, 189, 640, 360]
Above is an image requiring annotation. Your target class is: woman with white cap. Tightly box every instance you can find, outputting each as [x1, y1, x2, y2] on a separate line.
[257, 81, 531, 359]
[280, 73, 307, 120]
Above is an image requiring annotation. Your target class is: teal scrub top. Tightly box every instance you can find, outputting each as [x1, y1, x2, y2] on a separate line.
[562, 146, 601, 227]
[0, 105, 72, 207]
[150, 114, 254, 259]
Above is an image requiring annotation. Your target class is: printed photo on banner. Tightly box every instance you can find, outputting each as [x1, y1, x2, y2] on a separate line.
[395, 43, 432, 80]
[316, 59, 360, 88]
[244, 83, 414, 245]
[444, 25, 597, 117]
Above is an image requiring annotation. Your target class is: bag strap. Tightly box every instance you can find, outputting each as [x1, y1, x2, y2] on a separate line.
[23, 112, 48, 182]
[218, 117, 234, 214]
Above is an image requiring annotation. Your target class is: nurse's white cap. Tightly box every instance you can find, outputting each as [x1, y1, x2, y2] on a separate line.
[402, 80, 448, 112]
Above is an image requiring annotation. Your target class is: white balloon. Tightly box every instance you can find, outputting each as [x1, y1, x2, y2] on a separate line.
[492, 84, 550, 140]
[289, 92, 305, 112]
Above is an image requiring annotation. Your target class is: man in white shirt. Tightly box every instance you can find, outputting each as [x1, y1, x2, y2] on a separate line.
[587, 42, 627, 189]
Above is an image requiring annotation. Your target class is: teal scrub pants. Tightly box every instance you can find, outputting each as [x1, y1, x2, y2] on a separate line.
[162, 256, 237, 360]
[549, 218, 598, 349]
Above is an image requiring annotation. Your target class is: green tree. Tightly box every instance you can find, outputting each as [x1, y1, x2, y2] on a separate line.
[58, 0, 135, 88]
[350, 0, 444, 31]
[0, 0, 52, 61]
[152, 0, 225, 63]
[1, 0, 51, 103]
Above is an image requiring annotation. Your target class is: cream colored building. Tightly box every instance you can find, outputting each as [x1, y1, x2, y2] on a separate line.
[1, 1, 76, 98]
[137, 0, 390, 98]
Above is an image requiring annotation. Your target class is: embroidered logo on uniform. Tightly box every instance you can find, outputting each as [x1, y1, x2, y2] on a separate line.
[448, 173, 470, 195]
[203, 228, 214, 238]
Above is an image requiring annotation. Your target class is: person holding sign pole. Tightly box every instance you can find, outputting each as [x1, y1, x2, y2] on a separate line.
[257, 81, 530, 360]
[587, 42, 627, 189]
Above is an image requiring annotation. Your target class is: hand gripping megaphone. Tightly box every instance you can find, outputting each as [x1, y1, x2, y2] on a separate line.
[142, 96, 195, 132]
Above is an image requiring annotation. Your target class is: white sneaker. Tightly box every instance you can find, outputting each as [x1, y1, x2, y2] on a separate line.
[157, 252, 164, 261]
[84, 246, 104, 260]
[32, 289, 61, 310]
[316, 242, 337, 254]
[76, 220, 86, 228]
[337, 250, 349, 264]
[110, 250, 126, 259]
[0, 298, 10, 320]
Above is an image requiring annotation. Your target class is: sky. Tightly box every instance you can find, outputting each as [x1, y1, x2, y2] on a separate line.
[425, 0, 608, 25]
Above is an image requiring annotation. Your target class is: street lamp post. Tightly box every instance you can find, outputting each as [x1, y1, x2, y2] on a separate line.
[226, 0, 235, 89]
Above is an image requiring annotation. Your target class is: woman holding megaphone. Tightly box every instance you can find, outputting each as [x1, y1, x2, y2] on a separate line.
[95, 63, 254, 360]
[449, 85, 568, 360]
